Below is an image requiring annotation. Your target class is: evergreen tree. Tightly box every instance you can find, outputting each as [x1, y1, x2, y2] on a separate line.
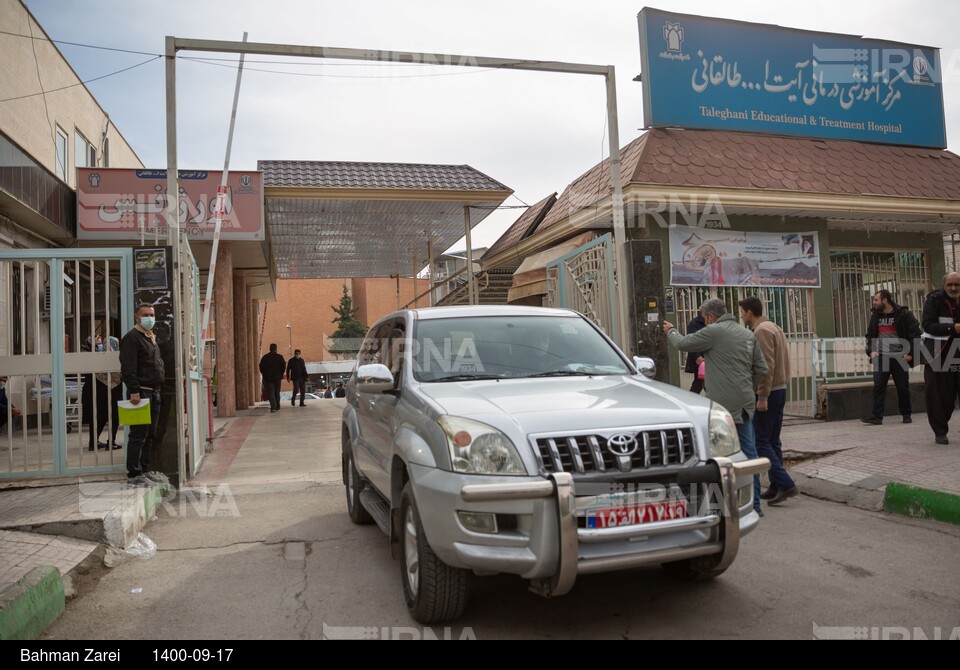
[329, 284, 367, 357]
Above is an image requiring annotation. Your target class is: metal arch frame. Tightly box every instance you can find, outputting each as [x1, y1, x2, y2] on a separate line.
[163, 39, 634, 356]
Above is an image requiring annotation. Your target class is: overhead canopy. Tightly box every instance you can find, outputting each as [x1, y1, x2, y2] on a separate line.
[259, 161, 513, 279]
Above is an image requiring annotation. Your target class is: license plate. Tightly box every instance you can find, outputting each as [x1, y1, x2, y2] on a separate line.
[585, 499, 688, 529]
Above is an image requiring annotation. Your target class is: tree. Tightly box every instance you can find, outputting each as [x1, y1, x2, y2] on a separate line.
[329, 284, 367, 357]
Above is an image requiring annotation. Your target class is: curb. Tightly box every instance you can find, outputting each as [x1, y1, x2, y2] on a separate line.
[0, 566, 64, 640]
[103, 480, 170, 548]
[883, 483, 960, 525]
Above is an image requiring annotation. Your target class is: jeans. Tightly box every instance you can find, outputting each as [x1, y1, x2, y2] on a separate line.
[291, 378, 306, 405]
[735, 410, 761, 511]
[753, 389, 795, 492]
[872, 355, 911, 419]
[126, 390, 161, 478]
[267, 380, 281, 411]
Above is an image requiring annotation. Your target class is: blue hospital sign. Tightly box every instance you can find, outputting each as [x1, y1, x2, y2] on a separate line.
[637, 8, 946, 148]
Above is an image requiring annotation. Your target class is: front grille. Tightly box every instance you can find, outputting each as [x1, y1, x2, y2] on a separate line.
[534, 427, 696, 475]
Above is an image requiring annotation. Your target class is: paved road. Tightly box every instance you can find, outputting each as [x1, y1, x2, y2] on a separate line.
[43, 480, 960, 640]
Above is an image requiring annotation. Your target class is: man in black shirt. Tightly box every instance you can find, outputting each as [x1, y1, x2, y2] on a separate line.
[286, 349, 309, 406]
[259, 344, 286, 413]
[119, 303, 164, 484]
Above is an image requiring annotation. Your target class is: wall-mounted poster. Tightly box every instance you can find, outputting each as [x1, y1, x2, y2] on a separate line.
[669, 228, 821, 288]
[135, 248, 168, 290]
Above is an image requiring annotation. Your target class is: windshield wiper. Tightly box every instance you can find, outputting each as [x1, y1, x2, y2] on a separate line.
[523, 370, 596, 378]
[428, 374, 503, 383]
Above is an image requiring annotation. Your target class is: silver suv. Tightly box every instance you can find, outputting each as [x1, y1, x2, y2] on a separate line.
[341, 306, 768, 623]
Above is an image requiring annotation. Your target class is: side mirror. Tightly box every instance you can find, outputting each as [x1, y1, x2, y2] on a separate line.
[632, 356, 656, 379]
[356, 363, 395, 394]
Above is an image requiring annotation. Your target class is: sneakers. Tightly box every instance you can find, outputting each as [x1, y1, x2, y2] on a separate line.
[902, 416, 912, 424]
[935, 434, 949, 445]
[126, 475, 148, 488]
[768, 486, 800, 506]
[861, 416, 882, 425]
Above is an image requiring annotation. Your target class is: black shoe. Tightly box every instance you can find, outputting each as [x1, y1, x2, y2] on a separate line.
[768, 486, 800, 506]
[112, 443, 123, 450]
[861, 417, 882, 425]
[300, 404, 305, 407]
[755, 507, 764, 518]
[97, 441, 110, 450]
[291, 400, 295, 406]
[903, 416, 912, 424]
[760, 488, 779, 500]
[935, 435, 949, 445]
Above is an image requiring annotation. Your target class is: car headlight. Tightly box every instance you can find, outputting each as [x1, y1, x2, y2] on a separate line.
[438, 416, 527, 476]
[708, 403, 741, 458]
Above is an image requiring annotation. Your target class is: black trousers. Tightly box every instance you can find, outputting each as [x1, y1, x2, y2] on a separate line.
[82, 379, 121, 449]
[872, 356, 911, 419]
[924, 365, 960, 437]
[266, 380, 282, 411]
[126, 390, 161, 478]
[290, 378, 306, 404]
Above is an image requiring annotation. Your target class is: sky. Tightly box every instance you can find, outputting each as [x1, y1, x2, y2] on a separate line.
[17, 0, 960, 253]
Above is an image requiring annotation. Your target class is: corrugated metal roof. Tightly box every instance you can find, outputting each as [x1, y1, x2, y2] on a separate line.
[258, 161, 513, 279]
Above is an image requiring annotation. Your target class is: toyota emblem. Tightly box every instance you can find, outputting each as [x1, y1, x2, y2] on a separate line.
[607, 433, 639, 457]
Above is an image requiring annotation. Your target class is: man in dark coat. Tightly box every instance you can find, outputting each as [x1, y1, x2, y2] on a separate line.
[259, 343, 286, 413]
[862, 289, 921, 426]
[684, 312, 706, 394]
[921, 273, 960, 444]
[286, 349, 309, 407]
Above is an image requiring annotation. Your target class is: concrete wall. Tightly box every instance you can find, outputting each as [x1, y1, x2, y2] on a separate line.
[0, 0, 142, 184]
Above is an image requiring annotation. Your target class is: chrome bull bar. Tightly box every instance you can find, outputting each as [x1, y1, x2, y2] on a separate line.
[460, 456, 770, 598]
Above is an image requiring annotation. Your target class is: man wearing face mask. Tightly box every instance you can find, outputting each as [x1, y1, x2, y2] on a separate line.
[120, 303, 164, 484]
[286, 349, 308, 406]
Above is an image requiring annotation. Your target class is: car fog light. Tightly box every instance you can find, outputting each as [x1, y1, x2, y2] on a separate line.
[738, 483, 753, 508]
[458, 511, 498, 534]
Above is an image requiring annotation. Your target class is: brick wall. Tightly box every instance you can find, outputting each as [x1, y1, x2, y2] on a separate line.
[256, 277, 424, 388]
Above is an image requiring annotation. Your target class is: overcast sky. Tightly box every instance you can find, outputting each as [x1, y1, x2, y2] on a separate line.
[20, 0, 960, 251]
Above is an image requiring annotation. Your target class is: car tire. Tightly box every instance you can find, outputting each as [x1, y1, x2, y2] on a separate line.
[660, 554, 728, 582]
[344, 446, 373, 525]
[399, 482, 471, 623]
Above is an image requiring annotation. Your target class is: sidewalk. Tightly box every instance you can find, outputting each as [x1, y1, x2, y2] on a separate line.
[1, 405, 958, 638]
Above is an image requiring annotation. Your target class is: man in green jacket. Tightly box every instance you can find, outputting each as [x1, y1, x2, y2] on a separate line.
[663, 298, 768, 515]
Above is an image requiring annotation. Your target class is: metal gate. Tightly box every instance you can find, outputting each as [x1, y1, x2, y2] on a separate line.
[0, 249, 133, 479]
[181, 244, 207, 477]
[674, 285, 817, 417]
[545, 234, 617, 337]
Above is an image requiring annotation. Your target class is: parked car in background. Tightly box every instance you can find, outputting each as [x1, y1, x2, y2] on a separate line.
[341, 305, 769, 623]
[279, 392, 324, 402]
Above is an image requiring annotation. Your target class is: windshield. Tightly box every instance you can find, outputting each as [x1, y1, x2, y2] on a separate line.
[412, 315, 631, 382]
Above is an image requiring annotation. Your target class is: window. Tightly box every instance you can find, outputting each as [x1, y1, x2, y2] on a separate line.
[75, 132, 96, 168]
[55, 127, 68, 180]
[102, 137, 109, 168]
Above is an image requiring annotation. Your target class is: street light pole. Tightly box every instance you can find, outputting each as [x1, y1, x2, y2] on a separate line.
[286, 323, 292, 356]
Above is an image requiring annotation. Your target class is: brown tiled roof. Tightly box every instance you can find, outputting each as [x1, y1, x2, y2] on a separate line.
[258, 160, 511, 192]
[633, 129, 960, 198]
[533, 129, 960, 232]
[482, 193, 557, 261]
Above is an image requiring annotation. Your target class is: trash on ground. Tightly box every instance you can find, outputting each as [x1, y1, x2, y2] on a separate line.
[125, 532, 157, 560]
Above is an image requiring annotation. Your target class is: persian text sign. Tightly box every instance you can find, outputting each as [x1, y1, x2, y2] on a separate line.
[669, 228, 821, 288]
[637, 8, 946, 148]
[77, 169, 264, 241]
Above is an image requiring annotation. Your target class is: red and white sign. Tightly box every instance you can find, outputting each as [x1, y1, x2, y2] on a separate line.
[585, 499, 688, 528]
[77, 168, 264, 241]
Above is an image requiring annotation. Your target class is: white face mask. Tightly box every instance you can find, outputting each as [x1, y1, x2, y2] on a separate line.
[140, 316, 156, 331]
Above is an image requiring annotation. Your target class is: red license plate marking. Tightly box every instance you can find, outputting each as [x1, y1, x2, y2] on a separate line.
[586, 499, 688, 528]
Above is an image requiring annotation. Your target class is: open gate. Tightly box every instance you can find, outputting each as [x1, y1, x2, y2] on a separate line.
[0, 249, 133, 479]
[544, 234, 617, 337]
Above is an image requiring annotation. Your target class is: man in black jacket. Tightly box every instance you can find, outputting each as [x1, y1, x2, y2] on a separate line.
[286, 349, 308, 406]
[259, 344, 286, 413]
[921, 272, 960, 444]
[862, 290, 921, 426]
[120, 303, 164, 484]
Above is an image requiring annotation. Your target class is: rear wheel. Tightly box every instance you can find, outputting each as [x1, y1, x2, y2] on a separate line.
[344, 446, 373, 525]
[399, 483, 471, 623]
[661, 554, 728, 582]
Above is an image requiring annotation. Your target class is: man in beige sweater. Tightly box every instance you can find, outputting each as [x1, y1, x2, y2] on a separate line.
[739, 297, 799, 507]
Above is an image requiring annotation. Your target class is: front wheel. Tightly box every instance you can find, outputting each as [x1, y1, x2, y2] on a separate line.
[344, 447, 372, 525]
[661, 554, 728, 582]
[399, 483, 471, 623]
